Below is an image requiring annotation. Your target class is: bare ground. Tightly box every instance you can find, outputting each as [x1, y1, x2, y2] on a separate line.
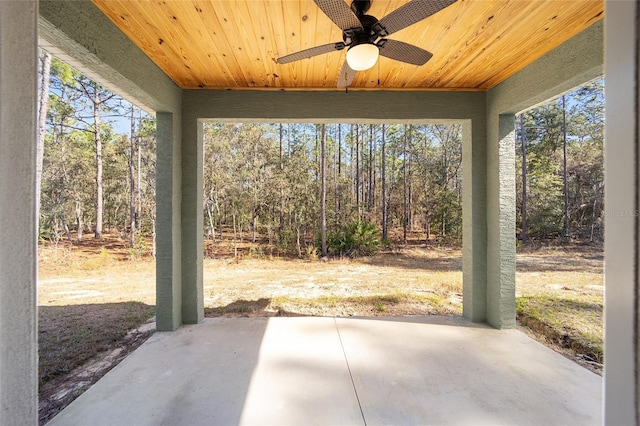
[37, 236, 603, 424]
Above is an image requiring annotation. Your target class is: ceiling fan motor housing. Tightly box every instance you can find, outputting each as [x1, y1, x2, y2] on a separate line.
[343, 14, 380, 46]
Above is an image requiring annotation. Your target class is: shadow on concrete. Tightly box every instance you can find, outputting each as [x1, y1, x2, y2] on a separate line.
[204, 298, 306, 317]
[47, 317, 269, 426]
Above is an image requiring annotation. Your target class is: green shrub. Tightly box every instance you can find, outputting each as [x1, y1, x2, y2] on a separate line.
[327, 221, 380, 257]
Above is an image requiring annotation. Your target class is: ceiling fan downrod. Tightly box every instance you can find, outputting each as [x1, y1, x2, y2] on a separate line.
[350, 0, 371, 16]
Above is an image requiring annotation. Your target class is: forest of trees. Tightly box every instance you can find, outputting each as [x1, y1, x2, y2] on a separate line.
[516, 80, 604, 243]
[38, 50, 604, 256]
[203, 122, 462, 256]
[39, 52, 156, 252]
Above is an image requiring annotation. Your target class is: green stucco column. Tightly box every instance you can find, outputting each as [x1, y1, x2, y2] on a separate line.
[462, 119, 488, 323]
[156, 112, 183, 331]
[181, 117, 204, 324]
[0, 1, 38, 422]
[486, 114, 516, 328]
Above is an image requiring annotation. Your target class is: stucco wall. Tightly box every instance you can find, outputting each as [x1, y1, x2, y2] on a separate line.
[0, 1, 39, 423]
[603, 1, 639, 423]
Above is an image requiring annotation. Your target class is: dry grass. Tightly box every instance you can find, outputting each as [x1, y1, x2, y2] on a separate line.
[37, 235, 604, 423]
[38, 302, 155, 387]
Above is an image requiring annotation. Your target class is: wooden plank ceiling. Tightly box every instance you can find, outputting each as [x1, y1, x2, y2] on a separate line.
[92, 0, 603, 90]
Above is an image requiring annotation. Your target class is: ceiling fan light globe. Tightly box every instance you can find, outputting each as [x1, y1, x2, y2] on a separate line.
[346, 43, 379, 71]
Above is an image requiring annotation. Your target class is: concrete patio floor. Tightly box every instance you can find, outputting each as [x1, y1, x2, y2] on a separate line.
[48, 316, 602, 425]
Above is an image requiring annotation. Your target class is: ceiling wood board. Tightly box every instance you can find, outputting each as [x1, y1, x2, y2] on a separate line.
[92, 0, 603, 90]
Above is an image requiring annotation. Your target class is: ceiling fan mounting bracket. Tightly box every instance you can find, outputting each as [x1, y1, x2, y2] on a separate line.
[350, 0, 371, 16]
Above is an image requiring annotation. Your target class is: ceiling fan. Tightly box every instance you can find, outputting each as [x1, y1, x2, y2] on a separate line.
[276, 0, 458, 88]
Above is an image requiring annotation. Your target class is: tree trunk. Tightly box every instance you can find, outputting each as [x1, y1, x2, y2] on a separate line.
[279, 123, 285, 237]
[36, 49, 52, 232]
[407, 125, 413, 232]
[93, 84, 104, 239]
[136, 109, 142, 230]
[75, 202, 84, 242]
[403, 125, 408, 243]
[334, 125, 339, 218]
[562, 95, 569, 241]
[232, 210, 238, 259]
[207, 203, 215, 240]
[337, 124, 342, 222]
[520, 114, 528, 244]
[61, 214, 71, 242]
[320, 124, 327, 257]
[368, 124, 373, 212]
[591, 196, 598, 242]
[350, 124, 354, 207]
[252, 214, 257, 243]
[355, 125, 360, 218]
[129, 106, 136, 247]
[381, 124, 388, 241]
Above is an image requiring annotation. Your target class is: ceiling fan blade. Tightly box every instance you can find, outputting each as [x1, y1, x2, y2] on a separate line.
[314, 0, 363, 31]
[337, 60, 357, 88]
[375, 0, 457, 37]
[277, 42, 346, 64]
[377, 39, 433, 66]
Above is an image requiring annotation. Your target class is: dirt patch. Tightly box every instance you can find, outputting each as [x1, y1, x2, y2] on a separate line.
[38, 320, 154, 425]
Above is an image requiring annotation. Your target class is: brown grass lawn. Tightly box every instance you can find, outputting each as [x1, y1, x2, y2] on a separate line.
[37, 234, 603, 424]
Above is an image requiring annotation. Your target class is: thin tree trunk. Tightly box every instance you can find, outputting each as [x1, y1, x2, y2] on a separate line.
[520, 114, 528, 244]
[321, 124, 327, 257]
[337, 124, 342, 222]
[36, 49, 52, 231]
[60, 213, 71, 242]
[136, 109, 142, 230]
[296, 212, 302, 258]
[93, 85, 104, 239]
[368, 124, 373, 211]
[350, 124, 354, 208]
[252, 214, 257, 243]
[591, 196, 598, 242]
[372, 126, 376, 212]
[562, 95, 569, 241]
[355, 124, 360, 218]
[233, 210, 238, 260]
[334, 125, 339, 218]
[403, 125, 408, 243]
[408, 125, 413, 232]
[76, 202, 84, 242]
[279, 123, 285, 237]
[207, 203, 215, 239]
[129, 106, 136, 247]
[381, 124, 388, 240]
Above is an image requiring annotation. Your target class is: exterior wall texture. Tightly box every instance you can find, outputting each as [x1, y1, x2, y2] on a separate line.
[603, 1, 639, 423]
[0, 1, 39, 423]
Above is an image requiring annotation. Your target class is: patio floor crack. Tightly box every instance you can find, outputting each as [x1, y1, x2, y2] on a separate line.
[334, 317, 367, 426]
